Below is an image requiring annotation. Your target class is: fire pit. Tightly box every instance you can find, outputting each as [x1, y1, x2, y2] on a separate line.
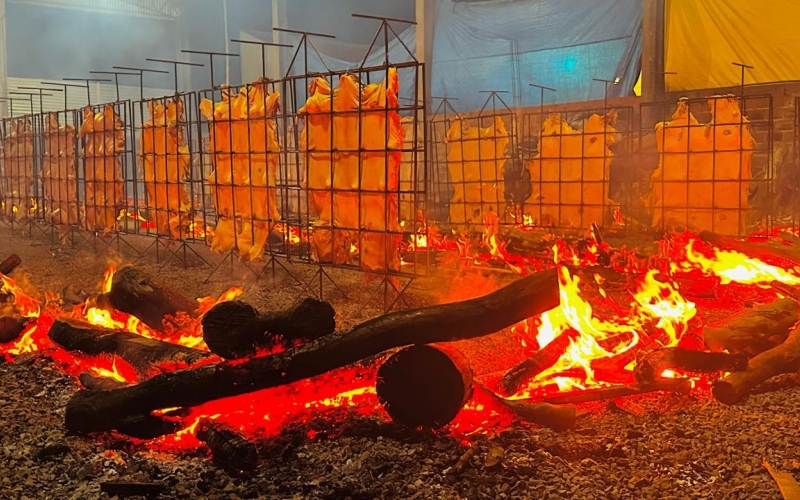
[3, 221, 800, 498]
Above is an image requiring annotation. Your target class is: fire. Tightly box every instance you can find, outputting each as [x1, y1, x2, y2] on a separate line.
[513, 265, 697, 397]
[101, 265, 116, 294]
[195, 286, 244, 316]
[85, 307, 123, 330]
[7, 324, 38, 356]
[1, 273, 40, 317]
[29, 198, 37, 214]
[90, 358, 130, 383]
[682, 239, 800, 285]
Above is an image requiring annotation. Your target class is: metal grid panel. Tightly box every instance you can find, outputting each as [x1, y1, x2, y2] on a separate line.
[638, 95, 772, 237]
[520, 104, 633, 232]
[430, 93, 518, 232]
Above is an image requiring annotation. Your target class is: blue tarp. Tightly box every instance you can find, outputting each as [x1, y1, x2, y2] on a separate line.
[431, 0, 642, 112]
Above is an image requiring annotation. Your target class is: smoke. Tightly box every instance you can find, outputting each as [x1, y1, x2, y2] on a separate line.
[5, 2, 174, 89]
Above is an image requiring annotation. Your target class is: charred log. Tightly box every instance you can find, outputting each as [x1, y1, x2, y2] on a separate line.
[713, 323, 800, 404]
[196, 418, 259, 476]
[202, 298, 336, 359]
[100, 482, 167, 498]
[64, 268, 560, 436]
[0, 254, 21, 275]
[98, 266, 198, 331]
[0, 314, 26, 343]
[703, 298, 800, 356]
[499, 329, 578, 396]
[376, 344, 473, 429]
[49, 318, 211, 376]
[633, 347, 749, 385]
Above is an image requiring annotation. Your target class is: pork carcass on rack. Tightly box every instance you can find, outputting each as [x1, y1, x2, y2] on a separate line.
[445, 115, 509, 228]
[80, 105, 125, 234]
[139, 97, 192, 239]
[527, 111, 616, 228]
[648, 96, 754, 235]
[42, 113, 79, 238]
[200, 80, 281, 261]
[299, 68, 404, 273]
[0, 118, 34, 220]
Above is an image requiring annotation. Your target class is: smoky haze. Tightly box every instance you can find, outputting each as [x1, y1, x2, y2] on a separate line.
[6, 2, 176, 90]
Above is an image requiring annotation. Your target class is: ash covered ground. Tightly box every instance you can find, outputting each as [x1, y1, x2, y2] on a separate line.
[0, 229, 798, 500]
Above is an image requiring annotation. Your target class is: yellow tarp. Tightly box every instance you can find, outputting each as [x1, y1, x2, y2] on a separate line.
[299, 68, 404, 274]
[42, 113, 78, 236]
[527, 112, 616, 228]
[200, 81, 281, 261]
[647, 96, 754, 235]
[79, 105, 125, 235]
[445, 116, 509, 228]
[665, 0, 800, 91]
[140, 98, 192, 239]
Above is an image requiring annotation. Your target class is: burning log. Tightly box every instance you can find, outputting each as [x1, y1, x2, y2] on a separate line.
[713, 322, 800, 404]
[633, 347, 749, 385]
[0, 314, 26, 343]
[196, 418, 259, 476]
[495, 398, 577, 431]
[48, 318, 211, 376]
[64, 268, 560, 435]
[98, 266, 199, 331]
[536, 377, 693, 405]
[376, 344, 473, 429]
[201, 298, 336, 359]
[0, 254, 21, 275]
[698, 230, 800, 268]
[78, 372, 131, 392]
[498, 330, 579, 396]
[703, 298, 800, 356]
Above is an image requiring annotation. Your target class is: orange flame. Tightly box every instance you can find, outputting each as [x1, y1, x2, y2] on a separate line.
[0, 274, 40, 318]
[195, 286, 244, 316]
[90, 358, 130, 383]
[681, 240, 800, 285]
[101, 265, 116, 295]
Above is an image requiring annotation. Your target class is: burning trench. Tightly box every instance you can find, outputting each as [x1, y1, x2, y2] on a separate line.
[2, 227, 800, 476]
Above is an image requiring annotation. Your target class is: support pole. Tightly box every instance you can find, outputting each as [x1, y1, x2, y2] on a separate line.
[415, 0, 434, 112]
[641, 0, 665, 99]
[0, 0, 7, 119]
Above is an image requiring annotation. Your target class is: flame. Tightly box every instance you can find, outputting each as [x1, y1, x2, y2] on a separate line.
[523, 214, 534, 227]
[7, 324, 38, 356]
[682, 240, 800, 285]
[613, 206, 625, 226]
[12, 205, 18, 214]
[514, 265, 696, 397]
[1, 274, 40, 317]
[89, 358, 129, 383]
[85, 307, 124, 330]
[195, 286, 244, 316]
[101, 265, 116, 294]
[29, 198, 37, 214]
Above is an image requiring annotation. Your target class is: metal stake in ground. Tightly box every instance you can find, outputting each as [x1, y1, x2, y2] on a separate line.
[89, 71, 140, 102]
[230, 39, 293, 80]
[39, 82, 90, 110]
[180, 50, 240, 90]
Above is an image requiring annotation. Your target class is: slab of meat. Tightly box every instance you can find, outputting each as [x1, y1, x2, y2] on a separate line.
[139, 98, 192, 239]
[299, 68, 404, 274]
[527, 111, 616, 228]
[445, 116, 509, 228]
[648, 96, 754, 235]
[42, 113, 78, 238]
[0, 118, 34, 220]
[200, 80, 281, 261]
[79, 105, 125, 234]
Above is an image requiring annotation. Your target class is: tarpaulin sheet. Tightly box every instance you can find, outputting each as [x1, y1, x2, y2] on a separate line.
[431, 0, 642, 111]
[665, 0, 800, 91]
